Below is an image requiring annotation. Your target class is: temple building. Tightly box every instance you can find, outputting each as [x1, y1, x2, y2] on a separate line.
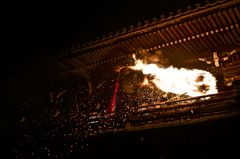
[1, 0, 240, 158]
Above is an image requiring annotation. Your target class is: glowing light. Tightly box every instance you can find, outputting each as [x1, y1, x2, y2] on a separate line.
[129, 55, 218, 97]
[142, 76, 148, 86]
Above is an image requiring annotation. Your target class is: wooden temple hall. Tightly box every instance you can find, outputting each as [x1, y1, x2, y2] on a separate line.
[1, 0, 240, 158]
[1, 0, 240, 91]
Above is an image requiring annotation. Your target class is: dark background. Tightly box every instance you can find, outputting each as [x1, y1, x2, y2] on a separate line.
[1, 0, 208, 73]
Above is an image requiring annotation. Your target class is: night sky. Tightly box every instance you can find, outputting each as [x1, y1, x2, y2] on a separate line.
[2, 0, 207, 73]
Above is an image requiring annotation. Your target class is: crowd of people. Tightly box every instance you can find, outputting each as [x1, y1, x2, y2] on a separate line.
[0, 59, 190, 158]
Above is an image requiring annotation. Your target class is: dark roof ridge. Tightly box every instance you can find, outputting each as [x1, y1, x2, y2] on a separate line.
[36, 0, 234, 63]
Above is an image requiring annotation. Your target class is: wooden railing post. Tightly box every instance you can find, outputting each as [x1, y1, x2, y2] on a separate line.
[233, 102, 240, 115]
[125, 122, 131, 129]
[157, 117, 163, 124]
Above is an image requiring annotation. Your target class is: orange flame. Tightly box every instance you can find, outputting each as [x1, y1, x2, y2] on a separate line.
[142, 76, 148, 86]
[129, 55, 218, 97]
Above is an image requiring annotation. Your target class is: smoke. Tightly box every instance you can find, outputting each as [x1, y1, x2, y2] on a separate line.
[140, 50, 170, 68]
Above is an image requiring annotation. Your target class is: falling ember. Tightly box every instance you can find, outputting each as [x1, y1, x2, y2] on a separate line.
[115, 66, 125, 72]
[129, 55, 218, 97]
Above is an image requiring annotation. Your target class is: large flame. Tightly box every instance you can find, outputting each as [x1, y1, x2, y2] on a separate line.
[129, 55, 218, 97]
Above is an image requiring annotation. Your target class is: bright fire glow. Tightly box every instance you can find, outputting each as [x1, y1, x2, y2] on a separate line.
[129, 55, 218, 97]
[142, 76, 148, 86]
